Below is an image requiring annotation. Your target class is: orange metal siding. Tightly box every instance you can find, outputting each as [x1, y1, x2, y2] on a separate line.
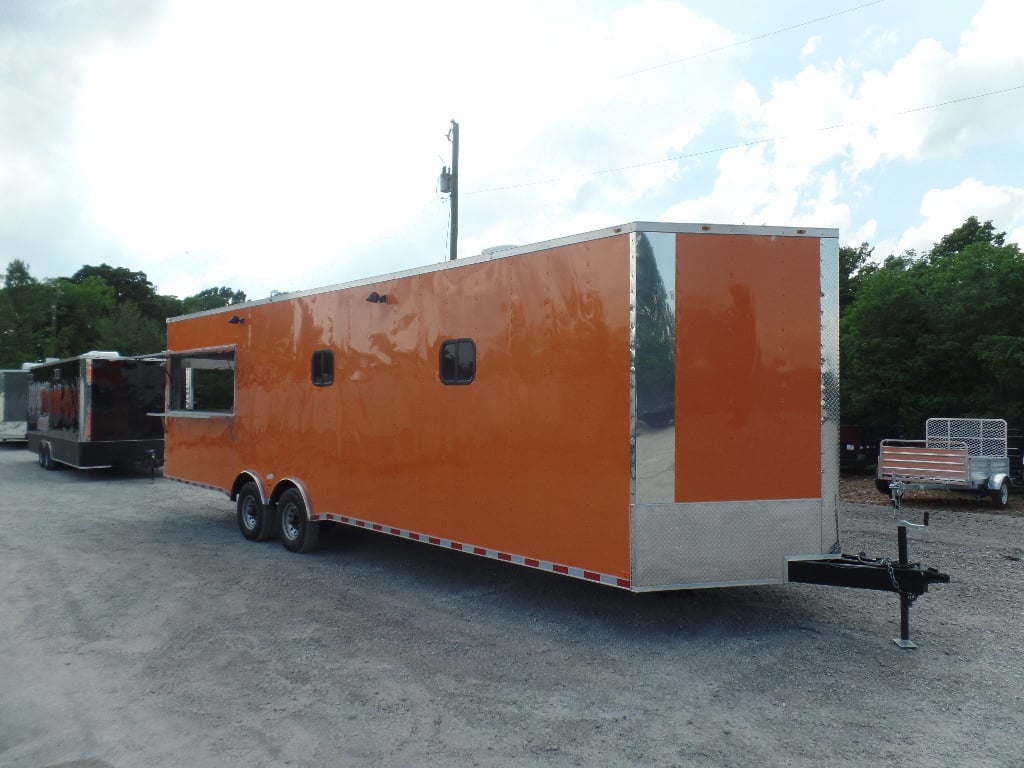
[166, 236, 632, 577]
[674, 233, 822, 502]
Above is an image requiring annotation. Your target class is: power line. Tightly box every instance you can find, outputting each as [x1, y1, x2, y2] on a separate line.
[465, 84, 1024, 196]
[611, 0, 887, 80]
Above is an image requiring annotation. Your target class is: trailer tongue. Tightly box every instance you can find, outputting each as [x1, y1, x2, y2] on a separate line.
[789, 492, 951, 649]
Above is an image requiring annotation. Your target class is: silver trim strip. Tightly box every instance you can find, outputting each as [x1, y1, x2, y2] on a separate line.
[819, 235, 841, 553]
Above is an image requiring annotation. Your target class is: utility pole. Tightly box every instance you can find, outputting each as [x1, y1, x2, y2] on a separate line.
[439, 120, 459, 260]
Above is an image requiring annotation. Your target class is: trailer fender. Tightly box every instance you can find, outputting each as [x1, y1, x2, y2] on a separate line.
[988, 474, 1010, 509]
[986, 473, 1009, 491]
[230, 470, 268, 503]
[270, 477, 315, 519]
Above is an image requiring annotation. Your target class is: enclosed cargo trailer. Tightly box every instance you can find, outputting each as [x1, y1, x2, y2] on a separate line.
[27, 352, 165, 470]
[165, 222, 848, 590]
[0, 368, 30, 442]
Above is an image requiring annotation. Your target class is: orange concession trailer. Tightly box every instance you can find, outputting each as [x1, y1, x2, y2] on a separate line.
[164, 222, 841, 590]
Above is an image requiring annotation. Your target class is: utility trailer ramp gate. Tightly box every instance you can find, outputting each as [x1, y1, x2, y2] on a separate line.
[878, 418, 1010, 506]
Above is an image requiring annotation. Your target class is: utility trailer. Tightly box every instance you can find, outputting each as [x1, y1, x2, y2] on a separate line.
[26, 352, 165, 470]
[164, 222, 947, 642]
[0, 368, 30, 442]
[876, 418, 1012, 508]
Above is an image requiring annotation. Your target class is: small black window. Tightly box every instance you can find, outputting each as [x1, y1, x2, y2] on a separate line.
[312, 349, 334, 387]
[440, 339, 476, 385]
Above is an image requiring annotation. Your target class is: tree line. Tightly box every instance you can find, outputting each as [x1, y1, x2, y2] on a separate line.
[841, 216, 1024, 435]
[0, 261, 246, 368]
[3, 215, 1021, 436]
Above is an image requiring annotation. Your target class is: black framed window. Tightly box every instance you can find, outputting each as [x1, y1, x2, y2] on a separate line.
[168, 349, 235, 412]
[312, 349, 334, 387]
[440, 339, 476, 385]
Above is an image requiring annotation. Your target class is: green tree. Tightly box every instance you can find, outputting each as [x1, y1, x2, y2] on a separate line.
[917, 228, 1024, 425]
[181, 286, 247, 314]
[927, 215, 1005, 262]
[0, 260, 57, 366]
[71, 264, 158, 309]
[51, 277, 118, 357]
[841, 217, 1024, 433]
[839, 242, 873, 312]
[96, 301, 166, 356]
[841, 253, 926, 429]
[151, 293, 185, 322]
[1, 259, 251, 364]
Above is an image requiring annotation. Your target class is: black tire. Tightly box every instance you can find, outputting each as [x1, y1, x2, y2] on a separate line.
[278, 488, 320, 553]
[991, 480, 1009, 509]
[875, 477, 891, 496]
[237, 481, 275, 541]
[39, 445, 54, 471]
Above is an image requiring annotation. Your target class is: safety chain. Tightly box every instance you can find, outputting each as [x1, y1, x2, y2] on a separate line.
[883, 557, 919, 606]
[854, 552, 919, 605]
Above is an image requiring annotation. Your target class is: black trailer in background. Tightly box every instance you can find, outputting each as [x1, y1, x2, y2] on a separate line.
[26, 353, 165, 470]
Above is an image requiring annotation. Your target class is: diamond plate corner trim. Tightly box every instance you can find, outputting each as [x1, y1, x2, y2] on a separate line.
[820, 236, 840, 552]
[630, 499, 824, 588]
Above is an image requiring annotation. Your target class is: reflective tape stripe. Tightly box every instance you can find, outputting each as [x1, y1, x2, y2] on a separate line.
[166, 475, 633, 590]
[167, 475, 230, 496]
[317, 512, 631, 590]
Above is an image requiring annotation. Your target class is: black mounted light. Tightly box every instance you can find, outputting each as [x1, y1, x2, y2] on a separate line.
[365, 292, 389, 304]
[228, 315, 245, 324]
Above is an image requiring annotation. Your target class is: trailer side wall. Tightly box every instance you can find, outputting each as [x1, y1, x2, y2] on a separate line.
[167, 235, 634, 577]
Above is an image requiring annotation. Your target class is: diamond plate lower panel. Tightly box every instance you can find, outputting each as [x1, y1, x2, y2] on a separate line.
[631, 499, 826, 589]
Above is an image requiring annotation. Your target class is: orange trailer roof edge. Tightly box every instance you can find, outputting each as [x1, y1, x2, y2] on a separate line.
[165, 222, 840, 592]
[166, 222, 838, 326]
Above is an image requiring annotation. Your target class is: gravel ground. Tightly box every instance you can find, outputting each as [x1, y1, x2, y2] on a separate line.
[1, 444, 1021, 768]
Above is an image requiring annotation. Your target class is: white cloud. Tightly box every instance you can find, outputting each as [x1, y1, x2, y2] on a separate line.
[77, 0, 462, 295]
[658, 0, 1024, 250]
[72, 0, 748, 297]
[6, 0, 1022, 303]
[854, 26, 899, 59]
[958, 0, 1024, 66]
[848, 218, 878, 248]
[801, 35, 821, 59]
[895, 177, 1024, 255]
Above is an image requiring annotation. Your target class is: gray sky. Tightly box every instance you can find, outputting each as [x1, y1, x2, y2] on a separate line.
[2, 0, 1022, 300]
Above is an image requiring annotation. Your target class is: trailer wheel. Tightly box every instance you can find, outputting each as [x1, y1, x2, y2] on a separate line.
[278, 488, 320, 554]
[39, 445, 54, 471]
[237, 482, 275, 541]
[875, 477, 891, 496]
[991, 480, 1009, 509]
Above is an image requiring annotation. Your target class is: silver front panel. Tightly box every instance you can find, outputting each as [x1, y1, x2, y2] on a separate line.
[628, 229, 841, 589]
[631, 499, 825, 589]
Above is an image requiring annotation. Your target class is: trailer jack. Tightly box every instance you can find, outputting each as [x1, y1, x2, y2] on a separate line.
[789, 481, 949, 648]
